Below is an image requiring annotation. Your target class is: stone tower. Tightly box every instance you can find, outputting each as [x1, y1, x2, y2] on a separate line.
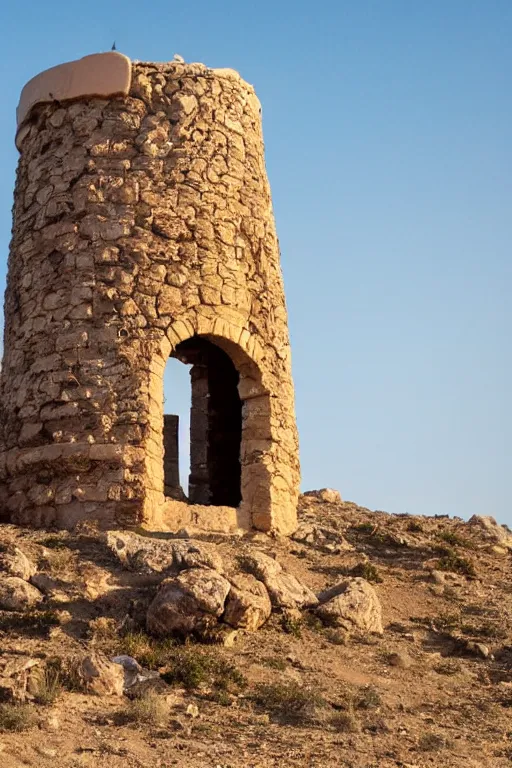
[0, 52, 300, 535]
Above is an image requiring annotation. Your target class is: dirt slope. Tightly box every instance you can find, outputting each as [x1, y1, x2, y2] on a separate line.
[0, 496, 511, 768]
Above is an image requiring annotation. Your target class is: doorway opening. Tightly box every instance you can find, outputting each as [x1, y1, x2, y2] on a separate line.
[163, 336, 242, 508]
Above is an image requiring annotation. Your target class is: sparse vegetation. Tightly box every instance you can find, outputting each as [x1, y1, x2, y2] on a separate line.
[0, 703, 35, 732]
[0, 609, 61, 637]
[41, 547, 75, 575]
[262, 656, 287, 671]
[116, 631, 176, 669]
[325, 628, 347, 645]
[349, 561, 383, 583]
[411, 612, 461, 632]
[434, 660, 462, 676]
[436, 530, 475, 550]
[356, 685, 382, 710]
[0, 498, 511, 765]
[330, 708, 360, 732]
[280, 613, 303, 638]
[251, 681, 326, 725]
[161, 646, 246, 695]
[352, 523, 375, 535]
[418, 732, 449, 752]
[122, 690, 169, 727]
[30, 662, 62, 705]
[435, 547, 477, 577]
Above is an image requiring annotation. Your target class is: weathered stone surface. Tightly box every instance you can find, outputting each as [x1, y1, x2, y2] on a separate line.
[80, 652, 125, 696]
[0, 544, 36, 581]
[303, 488, 342, 504]
[3, 57, 301, 537]
[106, 530, 223, 577]
[147, 567, 231, 636]
[292, 522, 352, 554]
[317, 578, 383, 635]
[243, 551, 318, 609]
[224, 574, 271, 631]
[467, 515, 512, 550]
[0, 577, 43, 611]
[0, 655, 41, 703]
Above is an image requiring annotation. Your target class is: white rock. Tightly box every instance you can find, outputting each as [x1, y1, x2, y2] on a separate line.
[106, 531, 223, 578]
[147, 567, 231, 637]
[0, 545, 36, 581]
[80, 652, 124, 696]
[243, 551, 318, 609]
[303, 488, 342, 504]
[0, 577, 43, 611]
[468, 515, 512, 549]
[317, 578, 383, 635]
[224, 574, 272, 631]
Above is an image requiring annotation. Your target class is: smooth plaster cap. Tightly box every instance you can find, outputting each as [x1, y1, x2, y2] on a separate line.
[16, 51, 132, 150]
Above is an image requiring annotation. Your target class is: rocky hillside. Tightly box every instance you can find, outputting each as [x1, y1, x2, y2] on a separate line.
[0, 493, 512, 767]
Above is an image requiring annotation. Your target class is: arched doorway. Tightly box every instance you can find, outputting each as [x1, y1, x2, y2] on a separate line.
[164, 336, 242, 508]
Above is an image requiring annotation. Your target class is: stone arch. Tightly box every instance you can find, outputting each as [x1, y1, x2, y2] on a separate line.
[143, 311, 274, 531]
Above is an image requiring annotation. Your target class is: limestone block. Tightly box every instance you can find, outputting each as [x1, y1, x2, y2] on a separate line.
[146, 567, 231, 637]
[224, 574, 271, 631]
[0, 545, 37, 581]
[317, 578, 383, 635]
[243, 551, 317, 609]
[80, 652, 124, 696]
[0, 577, 43, 611]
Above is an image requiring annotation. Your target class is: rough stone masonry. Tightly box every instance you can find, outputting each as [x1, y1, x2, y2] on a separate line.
[0, 52, 300, 535]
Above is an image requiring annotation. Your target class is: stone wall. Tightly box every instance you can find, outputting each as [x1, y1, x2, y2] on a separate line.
[0, 55, 300, 535]
[163, 414, 180, 498]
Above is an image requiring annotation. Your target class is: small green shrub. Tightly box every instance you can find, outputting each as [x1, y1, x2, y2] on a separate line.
[435, 547, 476, 577]
[161, 647, 246, 694]
[418, 733, 448, 752]
[433, 660, 461, 676]
[349, 562, 383, 583]
[352, 523, 375, 534]
[436, 530, 474, 550]
[251, 681, 326, 725]
[407, 520, 424, 533]
[280, 614, 302, 638]
[0, 609, 60, 636]
[330, 708, 360, 732]
[356, 685, 382, 710]
[262, 657, 287, 671]
[325, 628, 347, 646]
[117, 631, 176, 669]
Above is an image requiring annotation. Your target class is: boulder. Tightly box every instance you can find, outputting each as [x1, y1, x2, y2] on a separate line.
[303, 488, 342, 504]
[387, 651, 413, 669]
[467, 515, 512, 550]
[317, 578, 383, 635]
[29, 572, 68, 602]
[0, 544, 36, 581]
[147, 567, 231, 637]
[224, 574, 272, 631]
[243, 551, 318, 609]
[292, 522, 352, 554]
[107, 531, 223, 579]
[0, 655, 41, 703]
[0, 577, 43, 611]
[80, 652, 124, 696]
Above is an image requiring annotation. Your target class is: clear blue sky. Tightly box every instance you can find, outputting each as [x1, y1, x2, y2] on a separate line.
[0, 1, 510, 522]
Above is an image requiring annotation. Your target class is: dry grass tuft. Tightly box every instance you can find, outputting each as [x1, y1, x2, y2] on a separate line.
[0, 703, 35, 732]
[123, 690, 170, 727]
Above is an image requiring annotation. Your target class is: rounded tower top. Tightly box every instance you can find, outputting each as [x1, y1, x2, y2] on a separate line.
[16, 52, 259, 151]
